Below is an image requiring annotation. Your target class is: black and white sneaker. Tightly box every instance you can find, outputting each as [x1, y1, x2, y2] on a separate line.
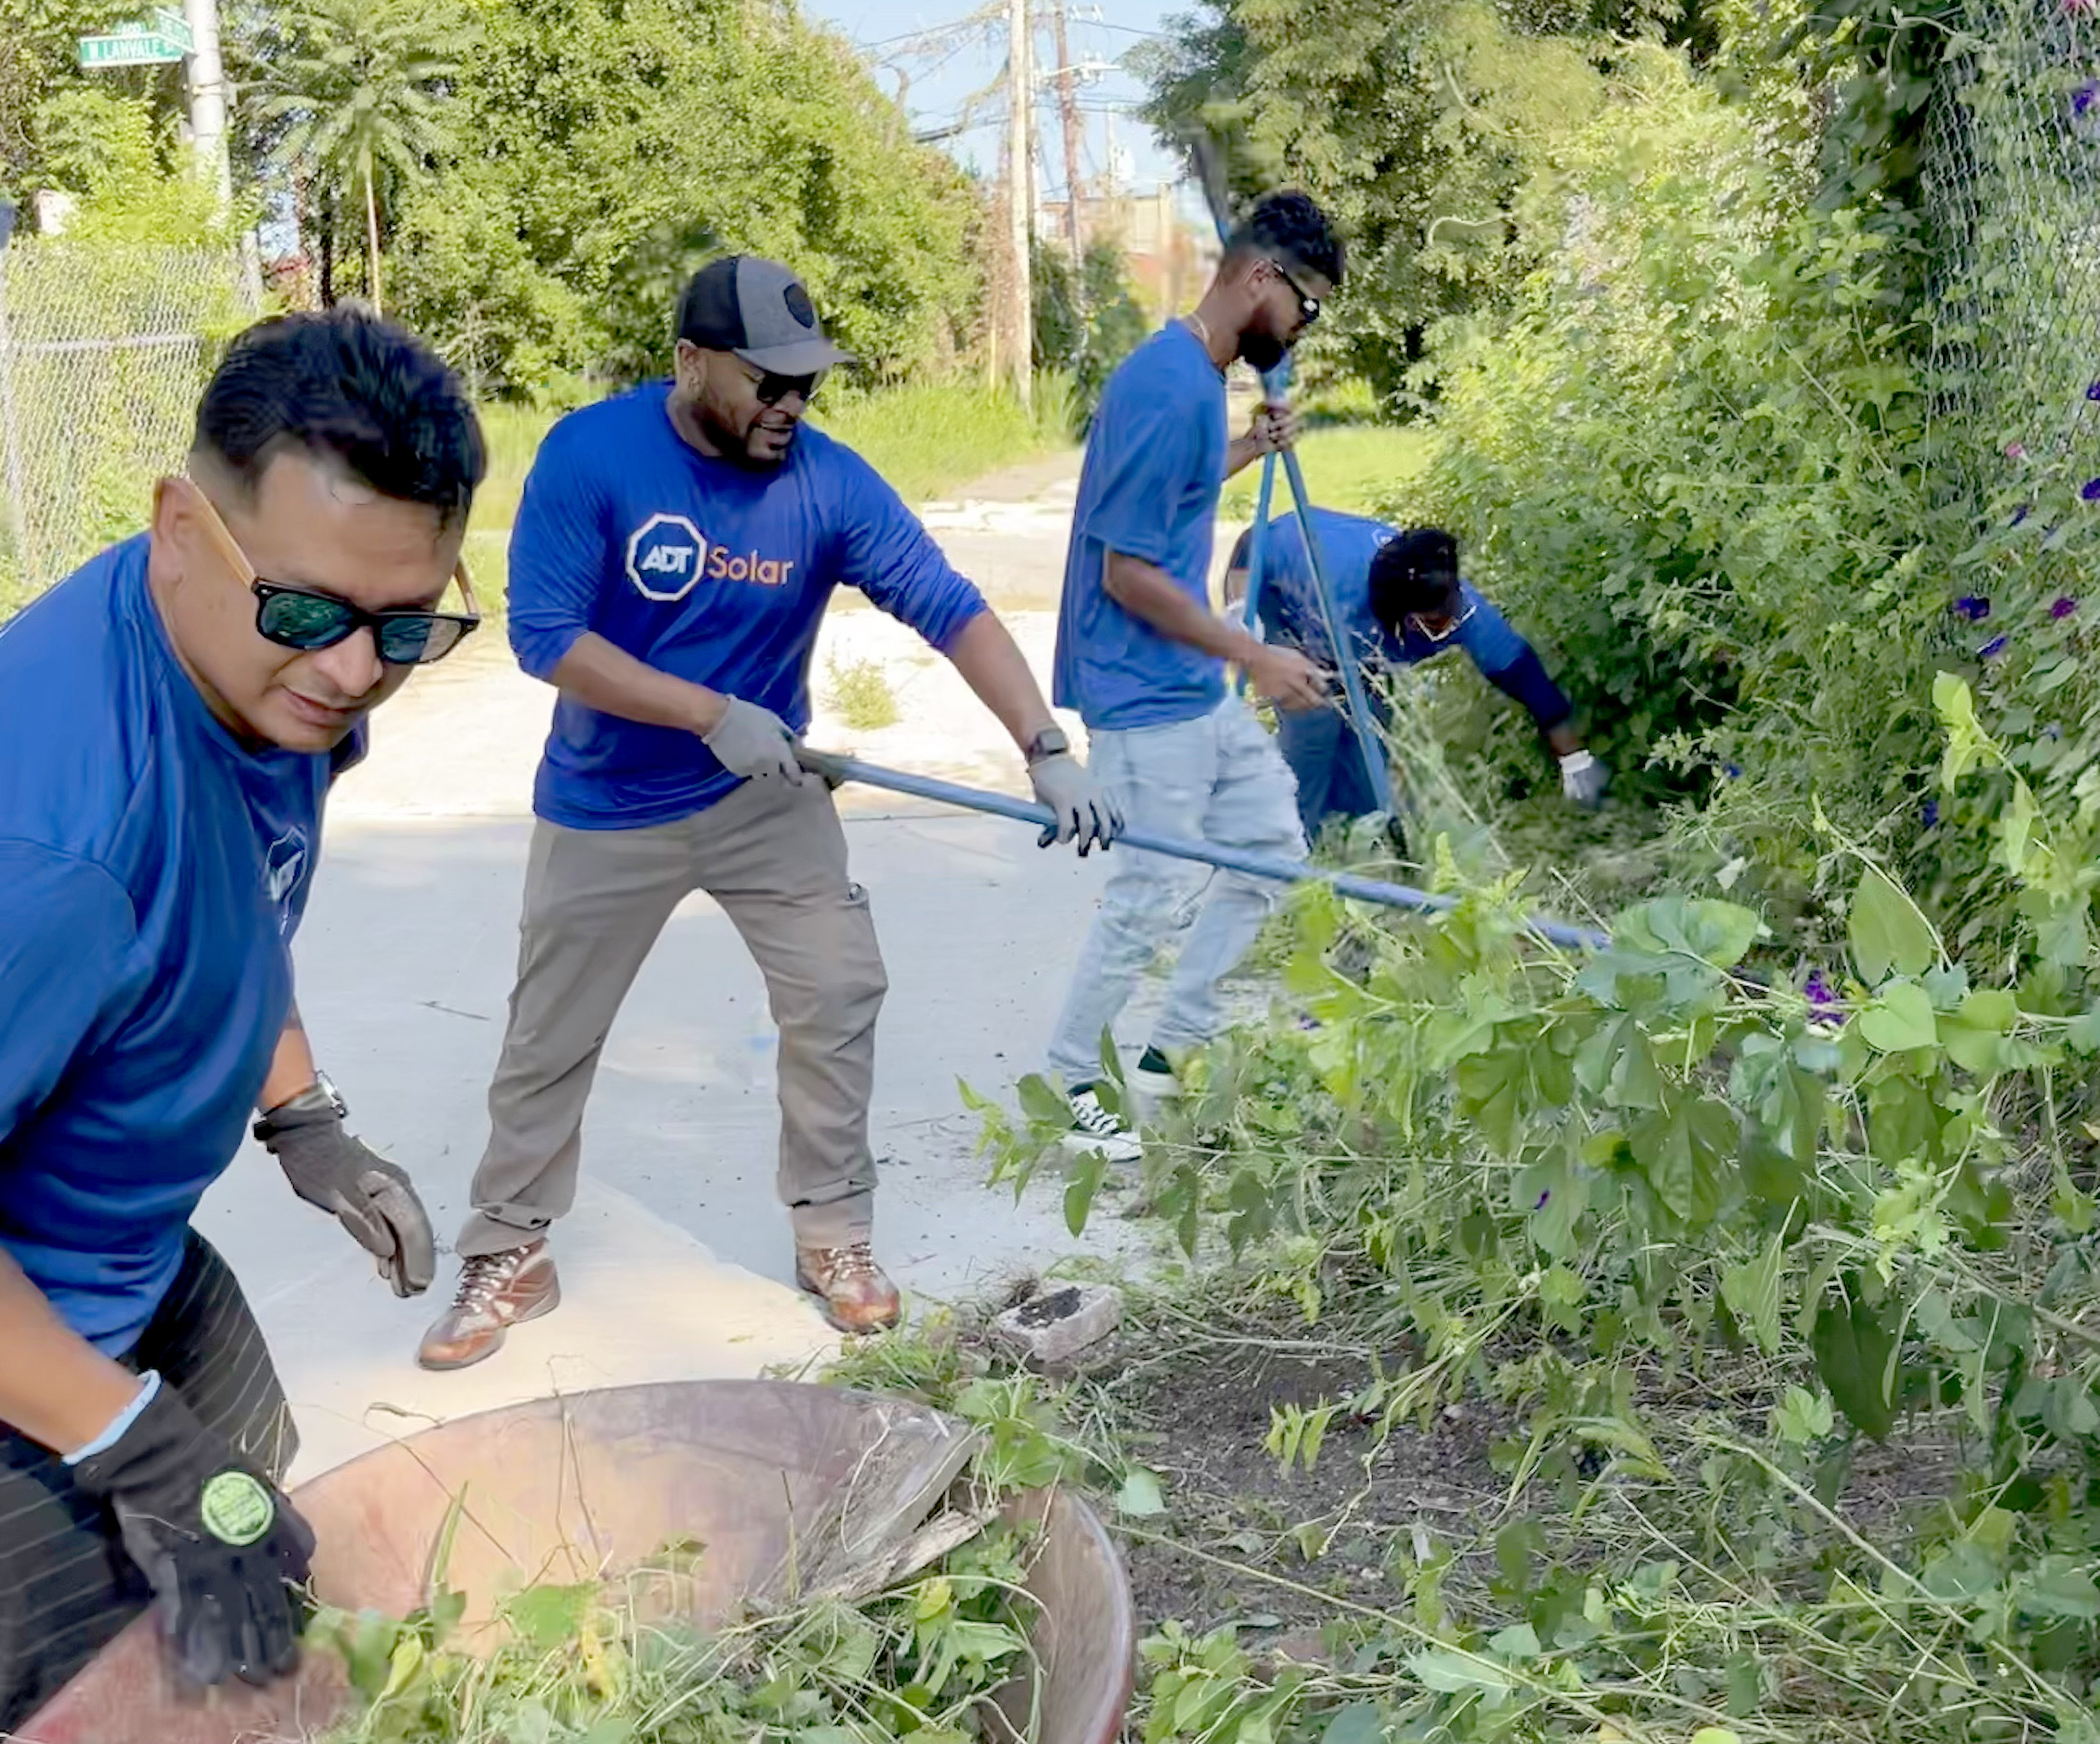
[1062, 1085, 1142, 1164]
[1133, 1045, 1185, 1102]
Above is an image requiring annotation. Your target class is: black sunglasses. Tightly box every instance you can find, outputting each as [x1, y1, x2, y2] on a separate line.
[751, 367, 826, 405]
[1269, 259, 1322, 326]
[253, 580, 480, 666]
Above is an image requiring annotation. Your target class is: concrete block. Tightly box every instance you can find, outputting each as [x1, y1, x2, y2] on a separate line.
[992, 1283, 1124, 1365]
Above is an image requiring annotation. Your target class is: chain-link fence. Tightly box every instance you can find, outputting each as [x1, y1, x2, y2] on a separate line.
[1922, 1, 2100, 511]
[0, 242, 249, 616]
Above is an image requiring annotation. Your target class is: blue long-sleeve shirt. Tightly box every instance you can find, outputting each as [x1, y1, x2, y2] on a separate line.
[1247, 508, 1572, 730]
[509, 383, 990, 828]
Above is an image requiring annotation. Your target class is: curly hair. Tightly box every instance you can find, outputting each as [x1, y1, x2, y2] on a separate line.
[1367, 528, 1460, 630]
[1227, 190, 1345, 289]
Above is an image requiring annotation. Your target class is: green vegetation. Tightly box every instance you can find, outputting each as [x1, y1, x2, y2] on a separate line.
[824, 656, 901, 732]
[1219, 426, 1436, 523]
[813, 375, 1078, 506]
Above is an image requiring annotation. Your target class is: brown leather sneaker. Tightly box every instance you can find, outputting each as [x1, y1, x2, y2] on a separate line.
[416, 1241, 560, 1371]
[795, 1240, 901, 1335]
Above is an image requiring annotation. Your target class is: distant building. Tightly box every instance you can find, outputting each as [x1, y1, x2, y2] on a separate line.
[1037, 183, 1220, 319]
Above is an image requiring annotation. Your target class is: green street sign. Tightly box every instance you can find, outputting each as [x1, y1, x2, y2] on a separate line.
[152, 8, 194, 53]
[77, 18, 188, 67]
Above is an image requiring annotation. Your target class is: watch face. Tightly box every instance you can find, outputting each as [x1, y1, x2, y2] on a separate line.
[1030, 728, 1071, 760]
[312, 1071, 347, 1116]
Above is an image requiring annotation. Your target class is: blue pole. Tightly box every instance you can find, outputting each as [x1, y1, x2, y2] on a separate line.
[1278, 444, 1393, 813]
[1237, 360, 1289, 638]
[797, 750, 1608, 953]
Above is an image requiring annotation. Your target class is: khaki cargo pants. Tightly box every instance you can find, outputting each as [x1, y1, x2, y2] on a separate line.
[456, 775, 888, 1257]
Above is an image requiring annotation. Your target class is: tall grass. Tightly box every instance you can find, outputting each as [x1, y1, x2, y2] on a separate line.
[1218, 423, 1438, 523]
[812, 370, 1076, 503]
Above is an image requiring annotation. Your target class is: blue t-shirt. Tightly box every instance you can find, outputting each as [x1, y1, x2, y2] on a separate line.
[1053, 322, 1229, 732]
[0, 537, 350, 1355]
[1250, 508, 1532, 676]
[508, 384, 990, 830]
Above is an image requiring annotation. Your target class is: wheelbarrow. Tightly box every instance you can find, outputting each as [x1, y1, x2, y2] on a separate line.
[19, 1379, 1136, 1744]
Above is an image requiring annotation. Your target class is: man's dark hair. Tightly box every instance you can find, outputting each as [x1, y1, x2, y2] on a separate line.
[1368, 528, 1460, 630]
[194, 306, 486, 523]
[1227, 526, 1253, 571]
[1226, 190, 1345, 290]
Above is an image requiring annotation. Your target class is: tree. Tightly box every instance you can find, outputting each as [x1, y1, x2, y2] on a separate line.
[251, 0, 474, 312]
[1136, 0, 1717, 392]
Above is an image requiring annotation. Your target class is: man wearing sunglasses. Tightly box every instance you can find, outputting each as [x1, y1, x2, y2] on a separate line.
[415, 253, 1117, 1365]
[0, 307, 483, 1730]
[1044, 190, 1344, 1162]
[1226, 516, 1606, 835]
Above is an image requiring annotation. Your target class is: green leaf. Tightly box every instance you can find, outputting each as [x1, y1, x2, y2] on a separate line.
[2024, 1561, 2100, 1619]
[1941, 989, 2017, 1075]
[503, 1582, 597, 1654]
[1813, 1294, 1897, 1441]
[1318, 1704, 1385, 1744]
[1774, 1384, 1835, 1444]
[1616, 896, 1763, 969]
[1848, 863, 1937, 985]
[1017, 1073, 1074, 1128]
[1485, 1622, 1540, 1659]
[1721, 1232, 1785, 1355]
[1858, 980, 1938, 1053]
[1407, 1646, 1513, 1694]
[1065, 1150, 1107, 1237]
[1117, 1468, 1166, 1516]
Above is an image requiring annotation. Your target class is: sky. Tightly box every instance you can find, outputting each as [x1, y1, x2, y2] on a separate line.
[799, 0, 1189, 206]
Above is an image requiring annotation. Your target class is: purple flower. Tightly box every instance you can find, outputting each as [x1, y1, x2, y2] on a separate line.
[2080, 81, 2100, 115]
[1724, 763, 1742, 780]
[1980, 634, 2010, 660]
[2083, 478, 2100, 502]
[2013, 505, 2032, 526]
[1955, 595, 1991, 622]
[1804, 970, 1846, 1023]
[1533, 1189, 1551, 1211]
[2008, 442, 2028, 459]
[1922, 799, 1940, 828]
[2054, 596, 2078, 619]
[2089, 380, 2100, 401]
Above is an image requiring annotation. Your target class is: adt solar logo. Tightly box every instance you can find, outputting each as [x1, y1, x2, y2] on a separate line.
[626, 513, 708, 602]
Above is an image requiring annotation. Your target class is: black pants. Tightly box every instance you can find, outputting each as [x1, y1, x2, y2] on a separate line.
[0, 1232, 295, 1736]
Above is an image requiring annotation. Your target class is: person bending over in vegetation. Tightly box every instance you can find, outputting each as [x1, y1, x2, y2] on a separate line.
[0, 309, 478, 1730]
[1226, 515, 1605, 836]
[416, 255, 1118, 1364]
[1042, 190, 1343, 1164]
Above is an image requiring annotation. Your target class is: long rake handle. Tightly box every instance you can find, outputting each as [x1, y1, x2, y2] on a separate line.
[797, 749, 1608, 952]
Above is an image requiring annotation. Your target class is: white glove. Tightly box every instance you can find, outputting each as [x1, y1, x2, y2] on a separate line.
[703, 696, 805, 784]
[1560, 748, 1607, 809]
[1028, 753, 1122, 855]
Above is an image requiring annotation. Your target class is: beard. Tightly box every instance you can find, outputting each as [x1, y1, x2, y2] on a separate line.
[1238, 327, 1288, 374]
[699, 405, 792, 470]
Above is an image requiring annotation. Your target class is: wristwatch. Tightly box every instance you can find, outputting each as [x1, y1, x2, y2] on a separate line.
[1024, 726, 1071, 766]
[253, 1071, 347, 1142]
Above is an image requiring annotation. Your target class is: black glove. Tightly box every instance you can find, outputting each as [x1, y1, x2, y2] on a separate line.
[256, 1090, 436, 1297]
[71, 1379, 315, 1691]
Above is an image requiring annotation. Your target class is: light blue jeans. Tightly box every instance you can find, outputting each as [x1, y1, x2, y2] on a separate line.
[1047, 697, 1307, 1086]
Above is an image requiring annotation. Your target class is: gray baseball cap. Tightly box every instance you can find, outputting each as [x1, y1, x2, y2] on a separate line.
[676, 255, 854, 376]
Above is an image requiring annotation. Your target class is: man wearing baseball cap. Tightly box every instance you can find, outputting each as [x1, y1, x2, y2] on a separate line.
[417, 254, 1119, 1365]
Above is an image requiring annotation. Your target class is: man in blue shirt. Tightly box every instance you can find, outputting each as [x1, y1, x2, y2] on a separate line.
[1226, 515, 1606, 832]
[0, 308, 481, 1729]
[1045, 192, 1343, 1159]
[415, 255, 1117, 1364]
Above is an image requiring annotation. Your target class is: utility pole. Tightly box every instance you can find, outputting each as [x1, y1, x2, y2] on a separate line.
[1005, 0, 1032, 407]
[183, 0, 232, 212]
[1051, 4, 1084, 270]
